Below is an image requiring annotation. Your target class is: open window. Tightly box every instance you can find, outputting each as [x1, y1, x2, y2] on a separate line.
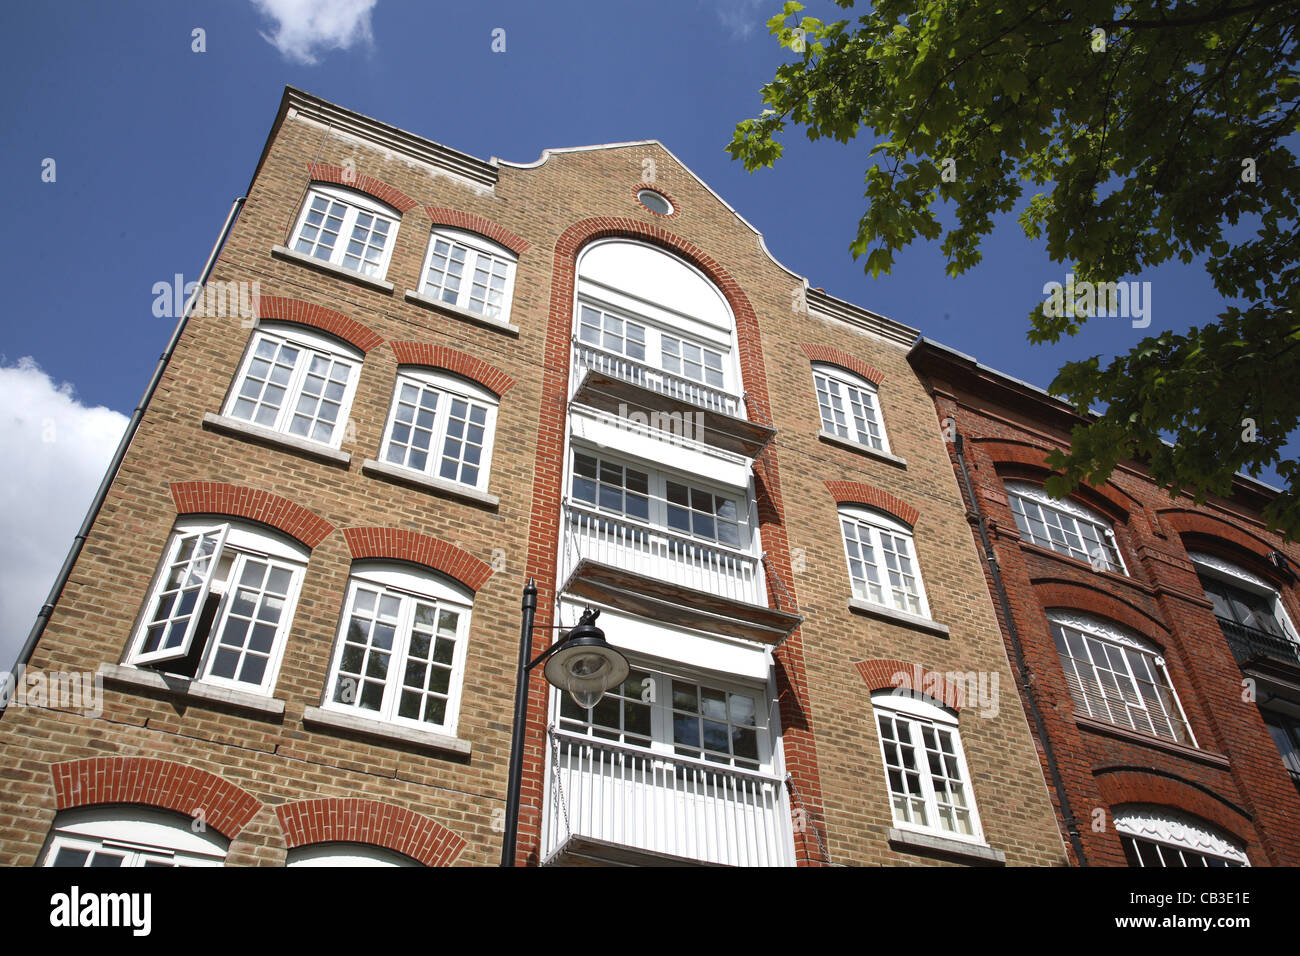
[127, 519, 307, 694]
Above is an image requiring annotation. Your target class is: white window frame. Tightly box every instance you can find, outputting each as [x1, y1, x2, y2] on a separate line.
[223, 323, 363, 450]
[575, 299, 738, 397]
[378, 368, 500, 492]
[1048, 611, 1196, 746]
[323, 562, 474, 737]
[811, 363, 891, 454]
[419, 228, 518, 323]
[43, 807, 228, 867]
[1189, 551, 1300, 642]
[126, 519, 307, 695]
[838, 505, 931, 618]
[555, 656, 774, 772]
[1114, 806, 1249, 866]
[289, 183, 400, 279]
[1005, 480, 1127, 574]
[567, 445, 754, 553]
[871, 691, 985, 843]
[287, 843, 420, 867]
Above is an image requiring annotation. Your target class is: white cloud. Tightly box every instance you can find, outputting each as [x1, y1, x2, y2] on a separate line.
[250, 0, 378, 65]
[0, 358, 127, 672]
[714, 0, 768, 41]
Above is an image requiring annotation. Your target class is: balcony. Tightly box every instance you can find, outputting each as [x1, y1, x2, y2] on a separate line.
[1218, 617, 1300, 671]
[541, 728, 795, 867]
[570, 339, 775, 460]
[559, 501, 802, 645]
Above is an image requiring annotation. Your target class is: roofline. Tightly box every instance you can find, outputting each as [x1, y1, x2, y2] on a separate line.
[909, 336, 1284, 498]
[251, 87, 923, 349]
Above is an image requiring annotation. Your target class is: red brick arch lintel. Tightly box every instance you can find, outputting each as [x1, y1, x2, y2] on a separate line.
[169, 482, 334, 549]
[342, 527, 493, 593]
[1094, 767, 1253, 846]
[276, 798, 466, 867]
[51, 758, 262, 840]
[855, 659, 965, 711]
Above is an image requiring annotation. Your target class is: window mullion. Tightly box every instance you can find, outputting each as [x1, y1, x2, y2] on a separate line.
[275, 347, 311, 434]
[382, 593, 413, 722]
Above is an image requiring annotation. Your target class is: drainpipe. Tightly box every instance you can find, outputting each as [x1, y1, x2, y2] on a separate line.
[2, 196, 247, 714]
[953, 431, 1088, 866]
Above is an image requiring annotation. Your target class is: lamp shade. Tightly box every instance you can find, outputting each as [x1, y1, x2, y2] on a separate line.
[543, 613, 629, 708]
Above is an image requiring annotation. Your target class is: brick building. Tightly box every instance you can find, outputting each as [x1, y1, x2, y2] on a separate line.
[911, 339, 1300, 866]
[0, 86, 1076, 867]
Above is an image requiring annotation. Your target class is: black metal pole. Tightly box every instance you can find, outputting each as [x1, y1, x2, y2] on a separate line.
[501, 577, 537, 866]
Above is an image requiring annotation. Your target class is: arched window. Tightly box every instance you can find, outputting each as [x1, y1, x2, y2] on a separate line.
[286, 843, 420, 867]
[378, 367, 499, 492]
[1190, 551, 1298, 644]
[871, 690, 983, 841]
[324, 562, 474, 735]
[838, 505, 930, 618]
[1005, 480, 1126, 573]
[418, 229, 518, 323]
[812, 362, 889, 453]
[43, 807, 228, 867]
[1048, 612, 1194, 745]
[224, 322, 363, 449]
[289, 183, 399, 279]
[1113, 805, 1248, 866]
[127, 519, 308, 694]
[572, 239, 743, 416]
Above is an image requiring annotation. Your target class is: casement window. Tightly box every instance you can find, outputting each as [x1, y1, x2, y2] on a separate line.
[419, 229, 518, 322]
[1005, 480, 1125, 573]
[1049, 612, 1194, 745]
[872, 691, 983, 840]
[290, 184, 399, 279]
[324, 564, 472, 736]
[1114, 807, 1249, 867]
[127, 520, 306, 694]
[378, 368, 499, 491]
[1190, 552, 1298, 642]
[287, 844, 420, 867]
[224, 324, 362, 448]
[812, 363, 889, 453]
[43, 808, 227, 867]
[839, 506, 929, 617]
[568, 449, 748, 551]
[558, 662, 769, 771]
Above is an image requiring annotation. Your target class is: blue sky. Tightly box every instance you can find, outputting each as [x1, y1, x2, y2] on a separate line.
[0, 0, 1285, 660]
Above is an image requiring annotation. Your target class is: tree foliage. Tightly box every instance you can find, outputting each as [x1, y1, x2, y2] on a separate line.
[730, 0, 1300, 538]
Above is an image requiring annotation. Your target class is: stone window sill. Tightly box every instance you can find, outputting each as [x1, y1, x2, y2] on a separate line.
[848, 597, 950, 637]
[271, 245, 395, 293]
[404, 289, 519, 335]
[98, 663, 285, 719]
[362, 458, 499, 508]
[887, 827, 1006, 865]
[203, 412, 351, 467]
[818, 430, 907, 468]
[303, 706, 472, 757]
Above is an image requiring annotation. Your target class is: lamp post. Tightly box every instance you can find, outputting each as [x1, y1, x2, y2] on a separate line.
[500, 578, 628, 866]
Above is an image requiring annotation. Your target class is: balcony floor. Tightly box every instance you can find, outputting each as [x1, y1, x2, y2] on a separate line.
[561, 556, 803, 645]
[572, 369, 775, 459]
[542, 834, 728, 867]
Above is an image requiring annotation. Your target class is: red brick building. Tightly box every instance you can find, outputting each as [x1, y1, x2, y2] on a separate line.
[912, 338, 1300, 866]
[0, 87, 1076, 867]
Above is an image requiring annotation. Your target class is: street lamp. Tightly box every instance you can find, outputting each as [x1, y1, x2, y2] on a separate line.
[501, 578, 628, 866]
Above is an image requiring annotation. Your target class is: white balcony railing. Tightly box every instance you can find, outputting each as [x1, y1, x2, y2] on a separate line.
[572, 338, 744, 418]
[561, 501, 764, 606]
[543, 727, 794, 867]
